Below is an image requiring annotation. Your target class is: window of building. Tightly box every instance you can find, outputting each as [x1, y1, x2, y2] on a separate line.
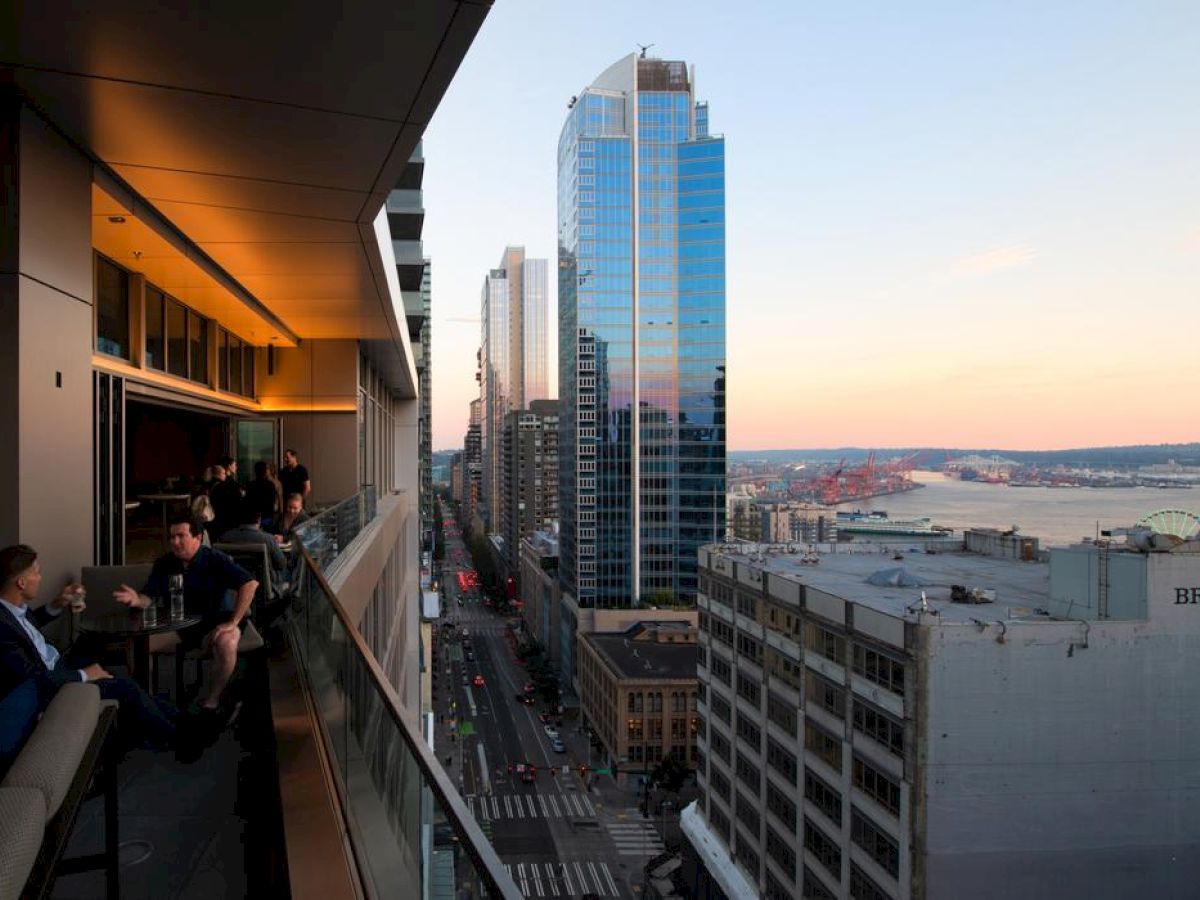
[710, 690, 732, 725]
[711, 653, 732, 687]
[766, 647, 802, 691]
[851, 808, 899, 878]
[190, 313, 209, 384]
[144, 286, 165, 370]
[218, 328, 229, 391]
[736, 671, 761, 707]
[804, 622, 846, 666]
[711, 805, 730, 843]
[735, 833, 760, 882]
[766, 736, 798, 785]
[850, 863, 895, 900]
[710, 767, 731, 802]
[735, 712, 762, 752]
[804, 768, 843, 826]
[765, 824, 797, 881]
[735, 751, 760, 792]
[805, 673, 846, 720]
[803, 865, 837, 899]
[671, 718, 687, 740]
[735, 791, 760, 834]
[803, 818, 842, 882]
[737, 632, 763, 664]
[165, 297, 188, 377]
[228, 332, 243, 393]
[710, 729, 731, 764]
[627, 718, 643, 741]
[766, 781, 797, 830]
[767, 691, 798, 737]
[852, 644, 906, 697]
[804, 720, 843, 773]
[95, 255, 130, 359]
[737, 591, 758, 618]
[852, 755, 901, 816]
[852, 702, 904, 758]
[765, 869, 791, 900]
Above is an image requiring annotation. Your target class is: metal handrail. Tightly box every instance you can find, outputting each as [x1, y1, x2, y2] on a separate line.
[290, 541, 521, 899]
[292, 486, 378, 571]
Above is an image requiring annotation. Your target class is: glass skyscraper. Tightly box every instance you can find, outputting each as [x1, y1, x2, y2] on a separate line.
[558, 54, 726, 608]
[479, 246, 548, 532]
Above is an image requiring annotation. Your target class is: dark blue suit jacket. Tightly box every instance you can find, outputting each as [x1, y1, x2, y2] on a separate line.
[0, 603, 80, 709]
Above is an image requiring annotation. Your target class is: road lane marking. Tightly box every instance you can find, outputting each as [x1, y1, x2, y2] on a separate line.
[476, 744, 490, 793]
[561, 862, 575, 895]
[548, 794, 560, 816]
[503, 795, 513, 817]
[516, 863, 528, 895]
[582, 795, 595, 815]
[491, 796, 500, 818]
[538, 794, 549, 817]
[530, 862, 544, 897]
[573, 862, 587, 896]
[526, 795, 537, 817]
[587, 862, 603, 896]
[600, 862, 618, 896]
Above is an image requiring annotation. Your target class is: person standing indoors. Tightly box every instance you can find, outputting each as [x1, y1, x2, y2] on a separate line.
[115, 514, 257, 727]
[245, 461, 279, 525]
[208, 460, 243, 539]
[279, 449, 311, 503]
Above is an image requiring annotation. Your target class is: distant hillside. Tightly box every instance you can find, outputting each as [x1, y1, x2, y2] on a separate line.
[730, 443, 1200, 468]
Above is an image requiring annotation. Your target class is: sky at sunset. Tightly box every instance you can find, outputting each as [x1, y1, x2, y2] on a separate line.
[422, 1, 1199, 452]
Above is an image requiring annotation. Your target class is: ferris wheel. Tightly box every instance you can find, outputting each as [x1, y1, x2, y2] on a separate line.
[1137, 509, 1200, 540]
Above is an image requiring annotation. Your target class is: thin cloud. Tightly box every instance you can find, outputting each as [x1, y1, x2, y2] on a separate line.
[947, 243, 1038, 278]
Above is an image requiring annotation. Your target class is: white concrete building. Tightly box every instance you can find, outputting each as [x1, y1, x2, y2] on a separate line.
[685, 531, 1200, 899]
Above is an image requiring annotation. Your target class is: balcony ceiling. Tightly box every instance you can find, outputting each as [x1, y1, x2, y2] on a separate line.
[2, 1, 490, 391]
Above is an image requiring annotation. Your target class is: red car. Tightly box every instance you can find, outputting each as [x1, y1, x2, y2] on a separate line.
[472, 674, 485, 688]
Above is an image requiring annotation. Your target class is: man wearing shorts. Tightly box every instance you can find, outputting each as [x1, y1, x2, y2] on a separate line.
[115, 513, 258, 722]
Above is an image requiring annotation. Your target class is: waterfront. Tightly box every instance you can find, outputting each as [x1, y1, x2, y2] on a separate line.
[842, 471, 1197, 547]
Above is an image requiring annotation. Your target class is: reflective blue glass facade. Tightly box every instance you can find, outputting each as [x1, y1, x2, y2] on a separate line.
[558, 55, 725, 608]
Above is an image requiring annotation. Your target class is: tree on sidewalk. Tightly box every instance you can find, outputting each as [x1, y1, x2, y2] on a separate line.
[650, 754, 689, 798]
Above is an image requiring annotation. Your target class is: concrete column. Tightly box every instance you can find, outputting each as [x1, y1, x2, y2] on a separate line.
[0, 98, 95, 586]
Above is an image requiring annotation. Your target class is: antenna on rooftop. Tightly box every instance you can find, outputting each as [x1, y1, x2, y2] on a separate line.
[637, 43, 655, 59]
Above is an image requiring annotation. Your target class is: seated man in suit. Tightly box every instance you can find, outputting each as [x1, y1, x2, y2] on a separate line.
[0, 545, 177, 752]
[115, 513, 257, 725]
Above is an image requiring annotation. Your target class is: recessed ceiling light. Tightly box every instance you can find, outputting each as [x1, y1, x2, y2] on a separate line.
[107, 215, 126, 224]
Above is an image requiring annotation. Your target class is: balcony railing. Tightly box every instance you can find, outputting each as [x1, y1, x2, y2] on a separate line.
[286, 499, 520, 898]
[292, 487, 379, 571]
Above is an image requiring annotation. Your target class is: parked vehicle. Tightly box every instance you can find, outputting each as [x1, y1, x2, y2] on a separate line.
[551, 738, 565, 753]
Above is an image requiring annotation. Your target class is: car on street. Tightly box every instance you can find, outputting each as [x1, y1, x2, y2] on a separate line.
[465, 651, 474, 662]
[472, 674, 485, 688]
[538, 712, 552, 724]
[551, 738, 565, 753]
[523, 682, 535, 695]
[543, 725, 559, 740]
[515, 693, 535, 705]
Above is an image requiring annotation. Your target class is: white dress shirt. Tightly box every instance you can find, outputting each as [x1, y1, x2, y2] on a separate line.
[0, 598, 88, 682]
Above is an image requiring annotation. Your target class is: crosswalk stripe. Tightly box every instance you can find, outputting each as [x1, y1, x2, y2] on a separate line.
[538, 794, 549, 817]
[561, 861, 575, 895]
[587, 862, 603, 896]
[531, 862, 544, 897]
[548, 794, 560, 817]
[491, 796, 500, 818]
[504, 795, 513, 818]
[526, 795, 537, 817]
[582, 794, 595, 815]
[573, 862, 588, 895]
[600, 862, 618, 896]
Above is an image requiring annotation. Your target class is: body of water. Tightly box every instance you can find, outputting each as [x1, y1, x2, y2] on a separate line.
[840, 471, 1198, 547]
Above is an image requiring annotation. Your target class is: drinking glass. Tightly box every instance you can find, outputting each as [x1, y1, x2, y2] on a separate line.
[143, 599, 159, 628]
[68, 586, 87, 614]
[169, 574, 185, 621]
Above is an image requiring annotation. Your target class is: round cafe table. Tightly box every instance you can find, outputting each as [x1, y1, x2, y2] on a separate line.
[79, 608, 202, 691]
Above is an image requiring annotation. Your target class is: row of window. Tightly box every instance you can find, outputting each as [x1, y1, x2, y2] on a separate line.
[96, 255, 257, 398]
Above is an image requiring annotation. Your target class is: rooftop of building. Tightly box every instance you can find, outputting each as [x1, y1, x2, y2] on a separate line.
[585, 622, 699, 681]
[707, 541, 1054, 625]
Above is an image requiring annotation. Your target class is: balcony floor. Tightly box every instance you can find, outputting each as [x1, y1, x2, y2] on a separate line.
[50, 647, 285, 899]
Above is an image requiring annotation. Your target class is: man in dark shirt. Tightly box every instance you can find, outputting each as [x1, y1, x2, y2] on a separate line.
[279, 449, 311, 502]
[208, 459, 243, 539]
[245, 460, 279, 524]
[115, 513, 257, 717]
[220, 501, 289, 595]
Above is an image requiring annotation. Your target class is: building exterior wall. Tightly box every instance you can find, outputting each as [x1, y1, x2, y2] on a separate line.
[519, 534, 561, 667]
[557, 54, 726, 611]
[577, 635, 698, 778]
[502, 400, 559, 575]
[0, 104, 98, 587]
